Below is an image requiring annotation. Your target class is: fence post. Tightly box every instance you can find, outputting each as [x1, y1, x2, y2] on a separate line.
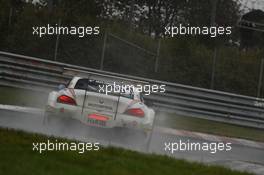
[154, 39, 161, 73]
[54, 19, 61, 61]
[100, 31, 108, 70]
[210, 48, 217, 89]
[257, 58, 264, 97]
[210, 0, 218, 89]
[8, 7, 13, 28]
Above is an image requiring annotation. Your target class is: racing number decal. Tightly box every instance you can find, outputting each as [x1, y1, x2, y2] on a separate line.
[87, 118, 106, 126]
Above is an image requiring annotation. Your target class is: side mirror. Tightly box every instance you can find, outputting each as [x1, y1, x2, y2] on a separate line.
[58, 84, 66, 90]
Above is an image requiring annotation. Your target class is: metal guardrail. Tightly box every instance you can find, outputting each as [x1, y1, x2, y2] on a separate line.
[0, 51, 264, 129]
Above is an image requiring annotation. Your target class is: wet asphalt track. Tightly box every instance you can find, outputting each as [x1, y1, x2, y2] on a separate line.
[0, 109, 264, 174]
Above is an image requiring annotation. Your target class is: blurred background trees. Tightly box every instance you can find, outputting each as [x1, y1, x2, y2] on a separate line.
[0, 0, 264, 97]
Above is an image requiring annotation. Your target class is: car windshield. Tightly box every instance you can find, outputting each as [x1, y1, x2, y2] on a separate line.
[74, 79, 134, 99]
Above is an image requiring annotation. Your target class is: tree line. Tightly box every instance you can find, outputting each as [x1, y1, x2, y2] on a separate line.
[0, 0, 264, 97]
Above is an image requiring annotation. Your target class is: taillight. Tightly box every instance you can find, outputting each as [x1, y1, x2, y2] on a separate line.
[125, 108, 145, 117]
[57, 95, 77, 105]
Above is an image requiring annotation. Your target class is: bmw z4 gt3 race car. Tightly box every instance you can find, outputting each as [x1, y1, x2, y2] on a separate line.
[43, 76, 155, 135]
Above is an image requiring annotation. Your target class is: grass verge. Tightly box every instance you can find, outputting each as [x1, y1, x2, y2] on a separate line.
[0, 86, 48, 108]
[0, 128, 252, 175]
[156, 112, 264, 142]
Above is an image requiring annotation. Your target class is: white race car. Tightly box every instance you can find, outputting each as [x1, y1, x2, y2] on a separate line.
[44, 76, 155, 137]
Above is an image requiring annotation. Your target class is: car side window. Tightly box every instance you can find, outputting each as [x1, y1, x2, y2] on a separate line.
[75, 79, 88, 90]
[74, 79, 103, 92]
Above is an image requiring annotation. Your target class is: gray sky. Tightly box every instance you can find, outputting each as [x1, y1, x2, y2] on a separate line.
[240, 0, 264, 12]
[30, 0, 264, 12]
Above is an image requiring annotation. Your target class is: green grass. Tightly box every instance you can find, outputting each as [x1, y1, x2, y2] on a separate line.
[0, 128, 252, 175]
[0, 86, 48, 108]
[156, 112, 264, 142]
[0, 85, 263, 142]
